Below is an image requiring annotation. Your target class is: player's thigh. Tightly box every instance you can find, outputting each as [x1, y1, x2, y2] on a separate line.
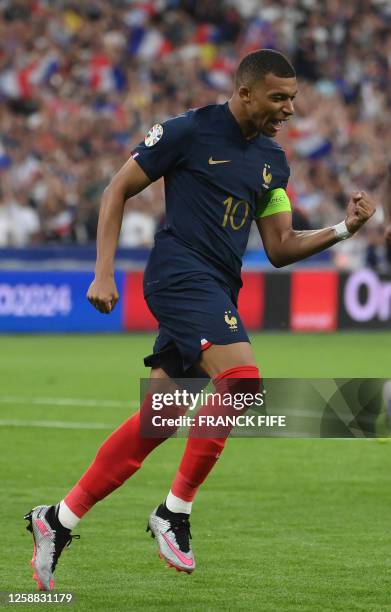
[198, 341, 256, 379]
[150, 367, 170, 380]
[147, 366, 180, 395]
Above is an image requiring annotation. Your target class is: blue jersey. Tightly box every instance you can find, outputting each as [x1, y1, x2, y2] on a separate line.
[132, 103, 290, 300]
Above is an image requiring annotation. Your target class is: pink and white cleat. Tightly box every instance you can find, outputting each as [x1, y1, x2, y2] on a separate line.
[147, 504, 195, 574]
[24, 505, 79, 591]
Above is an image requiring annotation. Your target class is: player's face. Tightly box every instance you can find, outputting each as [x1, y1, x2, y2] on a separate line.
[244, 73, 298, 137]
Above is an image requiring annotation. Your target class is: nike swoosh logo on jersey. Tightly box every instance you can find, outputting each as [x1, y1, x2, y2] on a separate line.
[162, 532, 194, 567]
[208, 157, 231, 165]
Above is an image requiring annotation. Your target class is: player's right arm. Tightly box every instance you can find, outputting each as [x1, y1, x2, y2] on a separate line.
[88, 112, 195, 314]
[87, 158, 151, 314]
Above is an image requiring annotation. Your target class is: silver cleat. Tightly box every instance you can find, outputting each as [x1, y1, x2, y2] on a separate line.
[147, 505, 195, 573]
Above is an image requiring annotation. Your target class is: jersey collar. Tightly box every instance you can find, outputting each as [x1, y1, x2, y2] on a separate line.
[222, 102, 261, 145]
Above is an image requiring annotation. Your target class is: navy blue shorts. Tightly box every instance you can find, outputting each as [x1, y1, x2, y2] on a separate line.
[144, 275, 249, 376]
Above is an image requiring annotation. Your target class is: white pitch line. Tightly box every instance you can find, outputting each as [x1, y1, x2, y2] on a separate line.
[0, 396, 139, 409]
[0, 419, 115, 430]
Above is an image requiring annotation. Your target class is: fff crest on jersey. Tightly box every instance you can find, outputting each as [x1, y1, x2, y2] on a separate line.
[262, 163, 272, 189]
[145, 124, 163, 147]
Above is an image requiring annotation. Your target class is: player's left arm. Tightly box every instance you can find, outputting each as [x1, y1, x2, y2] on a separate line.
[257, 190, 376, 268]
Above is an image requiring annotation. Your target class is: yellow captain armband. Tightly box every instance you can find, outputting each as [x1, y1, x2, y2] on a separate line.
[256, 187, 291, 219]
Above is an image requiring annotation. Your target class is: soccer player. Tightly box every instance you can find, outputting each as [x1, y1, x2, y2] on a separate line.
[24, 49, 376, 589]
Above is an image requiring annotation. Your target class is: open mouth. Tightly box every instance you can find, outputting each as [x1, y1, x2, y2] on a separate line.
[269, 119, 285, 131]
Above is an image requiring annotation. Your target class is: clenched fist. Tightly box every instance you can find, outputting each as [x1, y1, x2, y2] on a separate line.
[87, 275, 119, 314]
[345, 191, 376, 234]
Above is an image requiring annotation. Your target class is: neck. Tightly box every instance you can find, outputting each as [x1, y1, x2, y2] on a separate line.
[228, 96, 258, 140]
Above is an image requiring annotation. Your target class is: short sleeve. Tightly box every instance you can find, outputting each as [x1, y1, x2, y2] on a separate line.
[256, 152, 291, 218]
[256, 188, 292, 218]
[131, 111, 195, 182]
[273, 151, 290, 191]
[255, 149, 292, 219]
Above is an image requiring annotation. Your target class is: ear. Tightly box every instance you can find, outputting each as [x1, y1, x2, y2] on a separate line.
[238, 85, 251, 104]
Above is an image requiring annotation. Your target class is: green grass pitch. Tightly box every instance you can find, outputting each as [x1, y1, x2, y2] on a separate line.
[1, 332, 391, 611]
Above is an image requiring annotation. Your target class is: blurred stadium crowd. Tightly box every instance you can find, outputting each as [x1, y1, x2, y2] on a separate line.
[0, 0, 390, 269]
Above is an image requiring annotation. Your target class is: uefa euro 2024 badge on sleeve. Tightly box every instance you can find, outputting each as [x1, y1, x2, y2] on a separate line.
[145, 124, 163, 147]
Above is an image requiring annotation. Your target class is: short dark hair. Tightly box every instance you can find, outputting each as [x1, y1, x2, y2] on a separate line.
[235, 49, 295, 88]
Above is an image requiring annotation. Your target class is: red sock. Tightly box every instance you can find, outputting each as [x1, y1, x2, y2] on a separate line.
[171, 365, 261, 502]
[64, 393, 168, 518]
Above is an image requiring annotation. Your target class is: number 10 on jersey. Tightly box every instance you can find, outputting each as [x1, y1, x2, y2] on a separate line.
[222, 196, 249, 230]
